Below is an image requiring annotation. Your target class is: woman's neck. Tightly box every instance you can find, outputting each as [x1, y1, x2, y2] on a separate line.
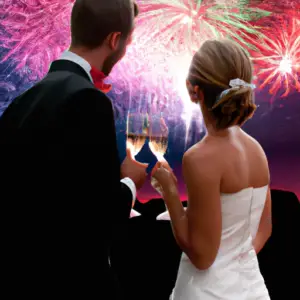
[205, 124, 231, 137]
[200, 104, 239, 137]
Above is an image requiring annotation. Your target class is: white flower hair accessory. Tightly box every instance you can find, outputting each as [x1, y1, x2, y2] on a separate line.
[216, 78, 256, 103]
[229, 78, 256, 89]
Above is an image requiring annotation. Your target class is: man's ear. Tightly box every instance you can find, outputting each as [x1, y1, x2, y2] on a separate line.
[106, 32, 121, 51]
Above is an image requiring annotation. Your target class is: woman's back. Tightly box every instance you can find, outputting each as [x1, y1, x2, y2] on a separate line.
[171, 129, 270, 300]
[200, 126, 269, 194]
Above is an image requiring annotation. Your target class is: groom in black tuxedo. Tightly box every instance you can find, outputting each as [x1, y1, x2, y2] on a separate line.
[0, 1, 146, 298]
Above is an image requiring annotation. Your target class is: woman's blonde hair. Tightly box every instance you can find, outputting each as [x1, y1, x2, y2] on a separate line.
[188, 39, 257, 129]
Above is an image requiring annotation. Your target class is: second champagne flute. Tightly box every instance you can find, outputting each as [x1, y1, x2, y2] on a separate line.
[149, 114, 170, 216]
[126, 112, 148, 217]
[148, 114, 168, 162]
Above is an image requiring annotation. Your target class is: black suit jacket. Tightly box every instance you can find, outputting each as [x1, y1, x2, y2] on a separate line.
[0, 60, 133, 298]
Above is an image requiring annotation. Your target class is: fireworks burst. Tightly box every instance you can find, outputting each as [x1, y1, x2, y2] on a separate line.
[110, 0, 271, 130]
[0, 0, 272, 144]
[0, 0, 73, 81]
[0, 1, 270, 89]
[136, 0, 270, 53]
[251, 17, 300, 97]
[256, 0, 300, 18]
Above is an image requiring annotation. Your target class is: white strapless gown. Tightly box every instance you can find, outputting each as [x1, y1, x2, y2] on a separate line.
[170, 186, 270, 300]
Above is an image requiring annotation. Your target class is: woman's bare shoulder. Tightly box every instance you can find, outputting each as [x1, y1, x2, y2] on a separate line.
[183, 139, 221, 167]
[242, 130, 268, 161]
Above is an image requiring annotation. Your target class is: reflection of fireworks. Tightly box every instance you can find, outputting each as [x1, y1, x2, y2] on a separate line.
[251, 17, 300, 97]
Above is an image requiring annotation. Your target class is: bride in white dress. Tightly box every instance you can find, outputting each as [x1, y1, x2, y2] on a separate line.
[151, 40, 272, 300]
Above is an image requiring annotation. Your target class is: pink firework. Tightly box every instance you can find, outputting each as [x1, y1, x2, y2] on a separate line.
[0, 0, 74, 81]
[251, 17, 300, 97]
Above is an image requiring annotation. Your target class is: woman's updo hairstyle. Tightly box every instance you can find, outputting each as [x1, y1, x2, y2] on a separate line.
[188, 39, 257, 129]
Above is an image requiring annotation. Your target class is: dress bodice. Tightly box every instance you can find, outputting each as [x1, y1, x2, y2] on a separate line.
[171, 186, 270, 300]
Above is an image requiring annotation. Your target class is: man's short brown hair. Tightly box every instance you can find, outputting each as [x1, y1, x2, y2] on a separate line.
[71, 0, 139, 49]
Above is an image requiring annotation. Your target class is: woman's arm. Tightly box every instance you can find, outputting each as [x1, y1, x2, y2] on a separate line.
[161, 148, 222, 270]
[252, 188, 272, 253]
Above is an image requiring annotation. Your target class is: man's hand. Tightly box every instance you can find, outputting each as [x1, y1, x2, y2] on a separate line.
[121, 149, 148, 190]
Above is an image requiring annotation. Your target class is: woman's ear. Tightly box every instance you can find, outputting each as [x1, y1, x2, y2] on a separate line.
[186, 79, 190, 89]
[186, 80, 199, 103]
[195, 86, 204, 104]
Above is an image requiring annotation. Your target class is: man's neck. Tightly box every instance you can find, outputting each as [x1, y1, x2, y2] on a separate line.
[69, 46, 105, 71]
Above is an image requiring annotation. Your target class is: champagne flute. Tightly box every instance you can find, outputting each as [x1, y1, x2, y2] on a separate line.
[148, 114, 168, 161]
[126, 112, 148, 217]
[126, 112, 148, 159]
[149, 114, 170, 217]
[149, 118, 186, 221]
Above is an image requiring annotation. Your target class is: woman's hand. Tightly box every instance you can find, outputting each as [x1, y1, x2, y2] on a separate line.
[151, 160, 178, 195]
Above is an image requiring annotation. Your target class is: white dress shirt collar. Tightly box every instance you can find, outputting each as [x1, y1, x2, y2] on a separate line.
[59, 50, 93, 82]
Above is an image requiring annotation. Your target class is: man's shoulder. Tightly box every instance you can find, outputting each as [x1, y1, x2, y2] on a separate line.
[43, 71, 93, 94]
[42, 72, 111, 106]
[0, 72, 110, 124]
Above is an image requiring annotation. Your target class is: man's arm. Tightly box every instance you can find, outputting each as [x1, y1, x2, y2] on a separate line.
[61, 88, 134, 225]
